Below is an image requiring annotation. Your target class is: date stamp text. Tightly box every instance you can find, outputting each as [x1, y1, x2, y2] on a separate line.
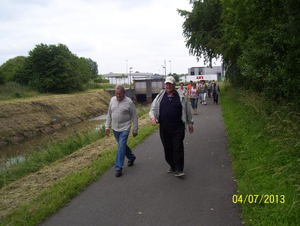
[232, 194, 285, 204]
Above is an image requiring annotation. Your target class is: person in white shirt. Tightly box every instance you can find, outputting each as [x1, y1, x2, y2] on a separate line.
[178, 82, 187, 97]
[105, 85, 138, 177]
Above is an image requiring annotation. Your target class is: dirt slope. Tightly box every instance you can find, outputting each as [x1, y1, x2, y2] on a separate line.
[0, 90, 112, 144]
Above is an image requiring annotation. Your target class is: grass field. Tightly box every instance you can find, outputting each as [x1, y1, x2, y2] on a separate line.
[220, 83, 300, 225]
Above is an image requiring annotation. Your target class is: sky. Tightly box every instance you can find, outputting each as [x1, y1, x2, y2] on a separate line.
[0, 0, 221, 75]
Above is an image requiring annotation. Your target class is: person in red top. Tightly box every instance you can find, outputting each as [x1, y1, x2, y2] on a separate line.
[187, 80, 193, 102]
[187, 80, 193, 91]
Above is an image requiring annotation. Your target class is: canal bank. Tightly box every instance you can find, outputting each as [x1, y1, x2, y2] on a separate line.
[0, 86, 153, 163]
[0, 90, 112, 148]
[0, 116, 107, 163]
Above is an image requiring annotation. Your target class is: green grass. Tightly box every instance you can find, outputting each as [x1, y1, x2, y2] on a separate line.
[0, 125, 106, 189]
[0, 104, 151, 189]
[0, 82, 131, 100]
[0, 82, 40, 100]
[1, 115, 158, 226]
[220, 83, 300, 225]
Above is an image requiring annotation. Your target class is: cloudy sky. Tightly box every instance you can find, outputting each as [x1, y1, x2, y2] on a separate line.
[0, 0, 221, 75]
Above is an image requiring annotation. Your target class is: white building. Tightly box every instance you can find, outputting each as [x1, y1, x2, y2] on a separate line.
[102, 72, 162, 85]
[180, 66, 225, 82]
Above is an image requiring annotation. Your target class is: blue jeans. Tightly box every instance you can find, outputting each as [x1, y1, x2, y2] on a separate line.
[190, 98, 198, 109]
[113, 130, 135, 171]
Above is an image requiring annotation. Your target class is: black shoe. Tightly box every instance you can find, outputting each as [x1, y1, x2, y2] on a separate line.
[127, 156, 136, 166]
[175, 171, 185, 177]
[167, 167, 174, 173]
[115, 170, 122, 177]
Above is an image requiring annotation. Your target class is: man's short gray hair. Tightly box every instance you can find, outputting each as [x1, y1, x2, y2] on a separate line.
[115, 85, 126, 92]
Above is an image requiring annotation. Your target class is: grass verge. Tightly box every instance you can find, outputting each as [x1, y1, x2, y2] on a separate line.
[220, 83, 300, 225]
[1, 111, 157, 225]
[0, 104, 149, 189]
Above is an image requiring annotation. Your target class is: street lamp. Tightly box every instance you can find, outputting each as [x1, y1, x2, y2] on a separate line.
[162, 59, 167, 78]
[164, 59, 166, 78]
[129, 67, 133, 89]
[162, 65, 165, 78]
[125, 60, 128, 86]
[169, 60, 172, 75]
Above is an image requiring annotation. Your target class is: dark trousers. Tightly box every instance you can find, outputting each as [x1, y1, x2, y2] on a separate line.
[213, 92, 219, 104]
[159, 122, 185, 172]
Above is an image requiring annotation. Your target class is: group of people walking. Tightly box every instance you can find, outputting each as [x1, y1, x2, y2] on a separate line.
[178, 80, 220, 115]
[105, 76, 219, 178]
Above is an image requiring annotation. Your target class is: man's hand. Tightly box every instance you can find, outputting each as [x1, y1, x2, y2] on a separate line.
[105, 129, 110, 136]
[133, 132, 138, 137]
[151, 117, 159, 126]
[189, 127, 193, 134]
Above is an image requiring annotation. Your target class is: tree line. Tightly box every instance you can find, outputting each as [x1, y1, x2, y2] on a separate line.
[0, 43, 99, 94]
[178, 0, 300, 105]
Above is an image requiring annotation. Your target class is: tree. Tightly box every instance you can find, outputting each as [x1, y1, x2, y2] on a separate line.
[0, 70, 4, 85]
[171, 73, 180, 82]
[178, 0, 223, 66]
[120, 74, 127, 84]
[85, 58, 98, 79]
[93, 74, 109, 83]
[221, 0, 300, 102]
[14, 43, 92, 93]
[179, 0, 300, 105]
[0, 56, 26, 83]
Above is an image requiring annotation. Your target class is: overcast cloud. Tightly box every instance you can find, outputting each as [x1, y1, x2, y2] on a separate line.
[0, 0, 221, 75]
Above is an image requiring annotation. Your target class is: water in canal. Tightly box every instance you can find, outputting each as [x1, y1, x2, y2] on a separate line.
[0, 115, 107, 164]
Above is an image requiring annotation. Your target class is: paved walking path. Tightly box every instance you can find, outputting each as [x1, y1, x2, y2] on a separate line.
[41, 97, 242, 226]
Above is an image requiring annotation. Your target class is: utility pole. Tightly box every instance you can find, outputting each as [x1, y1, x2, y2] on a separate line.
[164, 59, 166, 78]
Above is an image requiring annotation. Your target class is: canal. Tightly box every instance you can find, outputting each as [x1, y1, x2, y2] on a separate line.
[0, 115, 107, 164]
